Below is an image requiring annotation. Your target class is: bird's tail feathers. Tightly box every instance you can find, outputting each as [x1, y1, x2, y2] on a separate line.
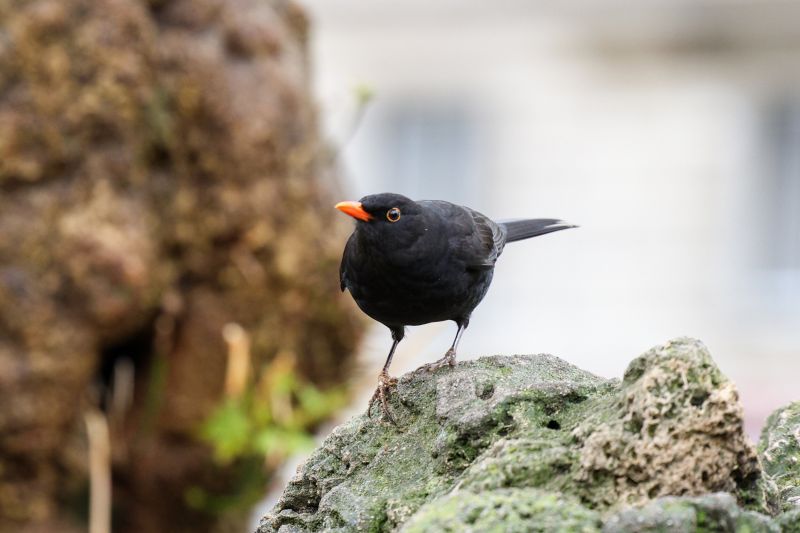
[499, 218, 577, 243]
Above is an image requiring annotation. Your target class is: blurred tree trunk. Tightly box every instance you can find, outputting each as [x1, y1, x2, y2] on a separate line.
[0, 0, 363, 531]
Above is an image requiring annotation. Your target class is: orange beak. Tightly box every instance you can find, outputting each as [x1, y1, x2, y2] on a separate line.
[335, 201, 373, 222]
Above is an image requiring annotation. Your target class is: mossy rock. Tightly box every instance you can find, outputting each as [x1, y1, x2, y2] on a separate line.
[759, 401, 800, 512]
[776, 508, 800, 532]
[402, 489, 601, 533]
[259, 338, 775, 532]
[604, 493, 779, 532]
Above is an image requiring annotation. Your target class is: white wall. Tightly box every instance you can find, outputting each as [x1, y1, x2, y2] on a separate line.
[304, 0, 800, 435]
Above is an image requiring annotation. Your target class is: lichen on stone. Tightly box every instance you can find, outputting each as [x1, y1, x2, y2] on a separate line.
[759, 401, 800, 512]
[603, 493, 779, 533]
[776, 508, 800, 532]
[572, 338, 761, 509]
[402, 489, 602, 533]
[259, 338, 779, 532]
[260, 354, 608, 532]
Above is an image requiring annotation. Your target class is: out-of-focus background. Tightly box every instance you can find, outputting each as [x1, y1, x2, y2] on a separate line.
[306, 0, 800, 436]
[0, 1, 363, 532]
[0, 0, 798, 532]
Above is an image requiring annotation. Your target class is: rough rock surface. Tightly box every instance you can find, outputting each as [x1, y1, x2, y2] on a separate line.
[403, 489, 601, 533]
[603, 493, 780, 532]
[760, 401, 800, 512]
[0, 0, 361, 531]
[572, 337, 761, 509]
[259, 338, 791, 532]
[404, 492, 782, 533]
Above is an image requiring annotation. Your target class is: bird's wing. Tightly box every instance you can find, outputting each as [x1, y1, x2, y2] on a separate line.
[422, 201, 507, 270]
[464, 207, 507, 269]
[339, 233, 356, 292]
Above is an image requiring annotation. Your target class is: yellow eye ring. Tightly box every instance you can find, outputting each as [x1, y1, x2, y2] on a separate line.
[386, 207, 401, 222]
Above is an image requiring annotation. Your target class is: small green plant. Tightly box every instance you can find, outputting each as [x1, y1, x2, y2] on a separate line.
[192, 327, 347, 514]
[201, 353, 346, 466]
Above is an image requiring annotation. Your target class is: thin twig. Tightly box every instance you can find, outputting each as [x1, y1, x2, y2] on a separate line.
[223, 322, 251, 398]
[85, 409, 111, 533]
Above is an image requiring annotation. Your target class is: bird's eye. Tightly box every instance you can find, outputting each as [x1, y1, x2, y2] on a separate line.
[386, 207, 401, 222]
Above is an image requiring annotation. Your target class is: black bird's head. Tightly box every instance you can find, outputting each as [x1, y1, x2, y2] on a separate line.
[335, 193, 427, 246]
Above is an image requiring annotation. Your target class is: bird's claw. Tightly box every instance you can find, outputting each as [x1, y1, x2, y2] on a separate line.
[417, 348, 457, 373]
[367, 371, 398, 424]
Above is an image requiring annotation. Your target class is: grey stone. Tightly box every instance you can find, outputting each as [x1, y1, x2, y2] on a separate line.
[259, 338, 788, 532]
[760, 401, 800, 512]
[604, 493, 779, 532]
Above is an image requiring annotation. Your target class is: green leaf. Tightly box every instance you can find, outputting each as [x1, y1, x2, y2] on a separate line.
[201, 399, 252, 463]
[254, 427, 315, 457]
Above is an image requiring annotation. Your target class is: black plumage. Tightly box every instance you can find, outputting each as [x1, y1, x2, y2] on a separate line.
[336, 193, 575, 422]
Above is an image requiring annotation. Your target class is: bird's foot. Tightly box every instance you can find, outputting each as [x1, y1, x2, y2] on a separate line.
[366, 371, 399, 424]
[417, 348, 457, 373]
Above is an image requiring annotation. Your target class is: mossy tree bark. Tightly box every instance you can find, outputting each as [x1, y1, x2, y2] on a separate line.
[0, 1, 362, 531]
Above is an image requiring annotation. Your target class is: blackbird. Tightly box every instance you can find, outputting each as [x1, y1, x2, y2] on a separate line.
[336, 193, 575, 422]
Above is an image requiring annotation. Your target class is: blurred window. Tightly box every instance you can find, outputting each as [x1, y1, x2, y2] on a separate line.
[375, 101, 480, 205]
[756, 94, 800, 312]
[763, 96, 800, 273]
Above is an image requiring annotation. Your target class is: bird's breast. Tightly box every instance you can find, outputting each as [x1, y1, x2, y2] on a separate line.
[345, 244, 493, 327]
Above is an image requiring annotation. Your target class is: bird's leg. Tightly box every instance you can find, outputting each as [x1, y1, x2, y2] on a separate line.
[417, 321, 467, 373]
[367, 368, 398, 424]
[367, 330, 403, 424]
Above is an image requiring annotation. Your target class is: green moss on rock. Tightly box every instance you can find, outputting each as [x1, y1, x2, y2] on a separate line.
[775, 508, 800, 532]
[401, 489, 601, 533]
[573, 338, 761, 509]
[759, 401, 800, 512]
[260, 338, 778, 532]
[261, 354, 607, 532]
[603, 493, 779, 532]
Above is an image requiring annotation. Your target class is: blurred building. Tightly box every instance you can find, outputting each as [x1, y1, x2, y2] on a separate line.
[303, 0, 800, 435]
